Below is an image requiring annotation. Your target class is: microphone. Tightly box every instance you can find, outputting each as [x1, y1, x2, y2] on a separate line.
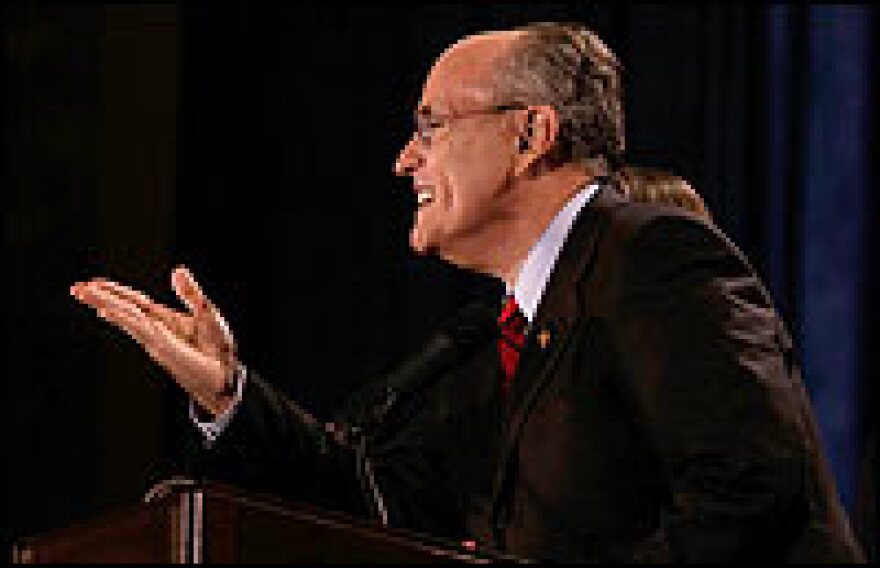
[341, 300, 499, 440]
[385, 301, 498, 395]
[338, 300, 498, 525]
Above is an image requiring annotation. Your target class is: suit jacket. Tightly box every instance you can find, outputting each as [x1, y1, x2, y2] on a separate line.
[192, 183, 865, 562]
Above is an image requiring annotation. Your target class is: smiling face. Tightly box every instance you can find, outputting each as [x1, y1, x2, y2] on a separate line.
[394, 33, 525, 269]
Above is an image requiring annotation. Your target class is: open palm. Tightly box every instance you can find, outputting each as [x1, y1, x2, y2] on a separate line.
[71, 266, 238, 416]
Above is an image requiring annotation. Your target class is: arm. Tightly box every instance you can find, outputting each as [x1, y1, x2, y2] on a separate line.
[71, 268, 369, 518]
[609, 214, 810, 562]
[191, 366, 370, 519]
[191, 358, 472, 538]
[71, 267, 471, 536]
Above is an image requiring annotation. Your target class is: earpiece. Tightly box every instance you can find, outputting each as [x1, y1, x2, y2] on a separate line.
[518, 111, 536, 153]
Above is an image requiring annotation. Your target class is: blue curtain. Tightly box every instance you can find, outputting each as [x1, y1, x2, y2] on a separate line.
[765, 4, 872, 513]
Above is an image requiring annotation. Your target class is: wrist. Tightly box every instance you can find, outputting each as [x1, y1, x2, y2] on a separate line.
[197, 361, 241, 416]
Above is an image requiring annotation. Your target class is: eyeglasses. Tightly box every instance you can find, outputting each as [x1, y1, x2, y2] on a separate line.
[412, 104, 527, 147]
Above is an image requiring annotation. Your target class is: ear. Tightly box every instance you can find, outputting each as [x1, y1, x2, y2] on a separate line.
[513, 105, 559, 177]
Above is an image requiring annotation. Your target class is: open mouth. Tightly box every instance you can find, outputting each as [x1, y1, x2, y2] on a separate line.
[415, 185, 436, 208]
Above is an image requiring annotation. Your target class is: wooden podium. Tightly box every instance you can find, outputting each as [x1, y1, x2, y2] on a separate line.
[11, 478, 514, 563]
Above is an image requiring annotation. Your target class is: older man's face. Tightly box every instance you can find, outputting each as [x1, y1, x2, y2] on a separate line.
[394, 34, 521, 265]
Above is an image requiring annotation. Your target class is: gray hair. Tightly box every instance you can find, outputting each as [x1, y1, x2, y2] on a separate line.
[492, 22, 625, 171]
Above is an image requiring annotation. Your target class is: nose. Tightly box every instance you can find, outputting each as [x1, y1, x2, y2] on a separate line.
[393, 137, 423, 177]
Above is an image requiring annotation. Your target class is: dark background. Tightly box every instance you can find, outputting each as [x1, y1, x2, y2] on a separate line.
[3, 2, 877, 558]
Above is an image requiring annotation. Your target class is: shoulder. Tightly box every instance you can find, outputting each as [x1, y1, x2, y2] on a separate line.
[583, 198, 767, 315]
[597, 199, 748, 274]
[600, 198, 720, 247]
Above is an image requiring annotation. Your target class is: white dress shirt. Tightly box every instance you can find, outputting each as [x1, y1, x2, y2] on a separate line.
[189, 364, 247, 448]
[192, 181, 601, 444]
[507, 181, 600, 323]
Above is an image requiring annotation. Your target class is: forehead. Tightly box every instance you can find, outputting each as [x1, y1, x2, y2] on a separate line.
[416, 31, 522, 115]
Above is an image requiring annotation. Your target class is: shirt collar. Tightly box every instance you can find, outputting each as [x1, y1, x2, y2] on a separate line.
[505, 182, 600, 323]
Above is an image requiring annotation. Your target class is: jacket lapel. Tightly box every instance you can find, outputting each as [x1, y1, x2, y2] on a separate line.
[488, 181, 627, 512]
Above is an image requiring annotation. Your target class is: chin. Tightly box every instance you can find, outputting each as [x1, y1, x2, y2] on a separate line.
[410, 221, 476, 269]
[432, 244, 479, 273]
[409, 229, 436, 256]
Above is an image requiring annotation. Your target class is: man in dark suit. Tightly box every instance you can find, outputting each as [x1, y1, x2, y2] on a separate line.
[71, 23, 865, 561]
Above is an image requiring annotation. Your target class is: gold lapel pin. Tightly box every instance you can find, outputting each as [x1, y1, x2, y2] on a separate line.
[537, 328, 552, 349]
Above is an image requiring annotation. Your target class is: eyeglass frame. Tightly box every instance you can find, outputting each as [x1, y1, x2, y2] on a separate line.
[411, 103, 529, 147]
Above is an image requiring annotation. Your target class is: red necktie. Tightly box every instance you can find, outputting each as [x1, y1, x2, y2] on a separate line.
[498, 295, 527, 391]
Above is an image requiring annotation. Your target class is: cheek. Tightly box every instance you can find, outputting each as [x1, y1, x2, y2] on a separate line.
[445, 134, 512, 215]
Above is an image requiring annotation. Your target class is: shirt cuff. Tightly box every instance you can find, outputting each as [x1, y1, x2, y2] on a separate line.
[189, 364, 247, 448]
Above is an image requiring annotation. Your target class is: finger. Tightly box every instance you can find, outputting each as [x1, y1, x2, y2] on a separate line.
[87, 289, 159, 347]
[171, 267, 233, 347]
[171, 266, 208, 314]
[194, 304, 236, 358]
[99, 305, 190, 375]
[72, 282, 122, 312]
[95, 280, 191, 338]
[86, 286, 152, 324]
[72, 282, 142, 319]
[87, 287, 187, 360]
[97, 304, 153, 345]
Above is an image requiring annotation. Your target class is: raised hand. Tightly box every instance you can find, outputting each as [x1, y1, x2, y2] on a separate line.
[70, 266, 239, 416]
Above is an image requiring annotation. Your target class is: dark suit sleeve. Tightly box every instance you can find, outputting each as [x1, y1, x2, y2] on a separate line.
[188, 368, 470, 541]
[190, 370, 370, 519]
[608, 213, 813, 562]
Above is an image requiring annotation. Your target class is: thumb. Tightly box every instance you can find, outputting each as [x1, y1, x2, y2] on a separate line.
[172, 265, 207, 315]
[171, 266, 234, 350]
